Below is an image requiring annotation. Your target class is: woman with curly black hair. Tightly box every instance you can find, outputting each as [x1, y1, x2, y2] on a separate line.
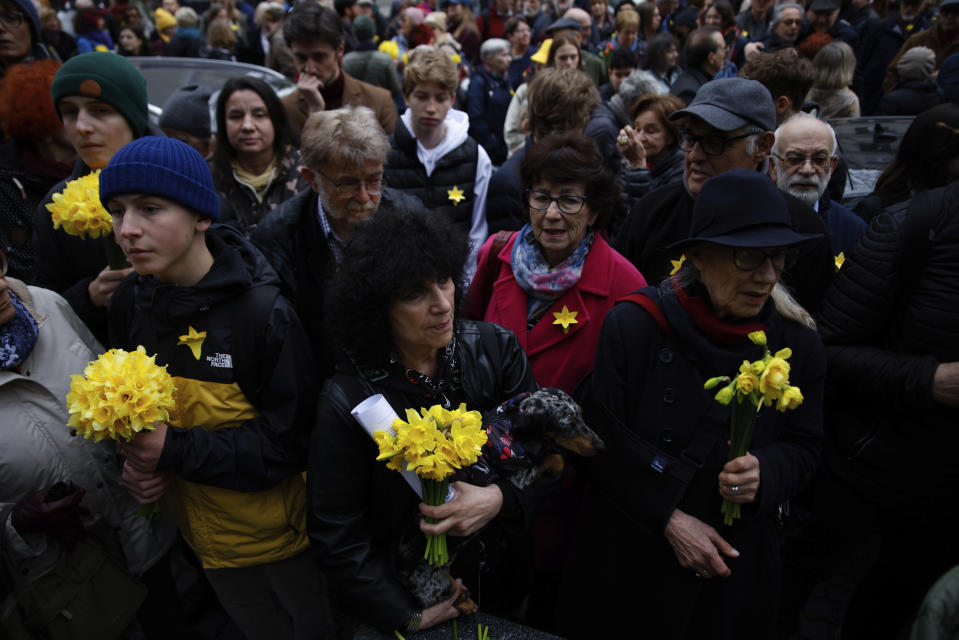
[307, 206, 541, 636]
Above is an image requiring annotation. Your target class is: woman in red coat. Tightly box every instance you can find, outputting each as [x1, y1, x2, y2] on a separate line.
[465, 131, 645, 397]
[465, 130, 645, 629]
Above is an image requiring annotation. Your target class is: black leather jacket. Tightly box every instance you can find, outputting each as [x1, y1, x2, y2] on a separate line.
[306, 320, 539, 631]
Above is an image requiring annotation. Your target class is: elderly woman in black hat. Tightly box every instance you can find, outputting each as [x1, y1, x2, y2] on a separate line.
[558, 169, 825, 639]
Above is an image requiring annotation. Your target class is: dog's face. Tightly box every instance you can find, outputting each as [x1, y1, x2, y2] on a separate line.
[517, 388, 605, 457]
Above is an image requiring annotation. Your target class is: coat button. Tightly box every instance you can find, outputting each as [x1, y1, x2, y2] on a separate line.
[659, 348, 674, 363]
[663, 387, 676, 404]
[661, 429, 674, 445]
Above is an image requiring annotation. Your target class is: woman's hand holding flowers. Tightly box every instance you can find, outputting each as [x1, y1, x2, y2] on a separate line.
[718, 453, 760, 503]
[419, 482, 503, 537]
[664, 508, 740, 579]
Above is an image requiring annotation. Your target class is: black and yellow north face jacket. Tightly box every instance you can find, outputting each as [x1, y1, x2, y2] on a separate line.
[109, 224, 317, 569]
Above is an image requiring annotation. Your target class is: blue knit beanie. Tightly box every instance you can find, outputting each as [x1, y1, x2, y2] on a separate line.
[100, 137, 219, 221]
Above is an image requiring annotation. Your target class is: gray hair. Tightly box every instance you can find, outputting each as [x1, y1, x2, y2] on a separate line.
[772, 2, 803, 25]
[676, 263, 816, 329]
[772, 112, 838, 157]
[300, 106, 390, 170]
[618, 69, 665, 105]
[480, 38, 510, 60]
[742, 125, 766, 155]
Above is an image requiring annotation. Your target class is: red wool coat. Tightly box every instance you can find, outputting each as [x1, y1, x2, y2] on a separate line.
[465, 232, 646, 394]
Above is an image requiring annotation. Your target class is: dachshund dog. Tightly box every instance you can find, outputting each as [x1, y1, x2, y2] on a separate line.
[397, 388, 605, 612]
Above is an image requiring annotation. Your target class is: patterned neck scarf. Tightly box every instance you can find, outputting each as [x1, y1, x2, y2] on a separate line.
[510, 223, 594, 323]
[0, 293, 39, 370]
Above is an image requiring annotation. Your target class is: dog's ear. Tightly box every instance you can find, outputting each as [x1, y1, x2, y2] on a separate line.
[507, 411, 549, 442]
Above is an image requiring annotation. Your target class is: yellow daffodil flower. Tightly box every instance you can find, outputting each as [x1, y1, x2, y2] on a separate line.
[747, 330, 767, 347]
[66, 346, 175, 442]
[46, 171, 114, 239]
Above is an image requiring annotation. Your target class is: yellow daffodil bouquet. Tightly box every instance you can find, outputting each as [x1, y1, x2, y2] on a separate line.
[373, 403, 488, 566]
[703, 331, 803, 526]
[66, 346, 176, 442]
[45, 170, 128, 269]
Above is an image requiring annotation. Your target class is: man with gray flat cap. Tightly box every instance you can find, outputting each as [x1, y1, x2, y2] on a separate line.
[615, 77, 835, 312]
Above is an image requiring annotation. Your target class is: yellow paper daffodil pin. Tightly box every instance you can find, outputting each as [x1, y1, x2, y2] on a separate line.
[669, 253, 686, 275]
[834, 251, 845, 271]
[552, 305, 579, 334]
[447, 185, 466, 205]
[177, 326, 207, 360]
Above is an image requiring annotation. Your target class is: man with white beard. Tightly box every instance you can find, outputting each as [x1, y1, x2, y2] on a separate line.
[251, 106, 422, 380]
[769, 114, 866, 255]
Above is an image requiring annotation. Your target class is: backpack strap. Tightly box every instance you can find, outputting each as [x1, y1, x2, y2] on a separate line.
[618, 291, 676, 339]
[229, 284, 281, 401]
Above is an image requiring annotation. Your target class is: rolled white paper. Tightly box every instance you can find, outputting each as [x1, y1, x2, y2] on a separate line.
[351, 394, 422, 498]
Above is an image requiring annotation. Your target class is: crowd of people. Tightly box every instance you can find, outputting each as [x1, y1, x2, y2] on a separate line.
[1, 0, 958, 637]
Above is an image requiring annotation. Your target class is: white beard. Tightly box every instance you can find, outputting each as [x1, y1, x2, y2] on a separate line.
[778, 170, 830, 208]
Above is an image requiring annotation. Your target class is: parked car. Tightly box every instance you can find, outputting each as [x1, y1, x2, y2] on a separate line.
[127, 57, 296, 127]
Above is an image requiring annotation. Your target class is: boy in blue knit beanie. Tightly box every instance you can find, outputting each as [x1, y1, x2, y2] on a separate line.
[100, 137, 332, 639]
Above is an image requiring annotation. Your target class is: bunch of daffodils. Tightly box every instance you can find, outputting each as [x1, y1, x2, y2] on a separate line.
[46, 171, 128, 269]
[46, 171, 113, 239]
[66, 347, 176, 443]
[374, 403, 488, 565]
[704, 331, 803, 525]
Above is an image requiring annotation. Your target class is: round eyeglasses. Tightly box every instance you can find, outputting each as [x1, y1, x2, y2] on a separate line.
[525, 189, 590, 215]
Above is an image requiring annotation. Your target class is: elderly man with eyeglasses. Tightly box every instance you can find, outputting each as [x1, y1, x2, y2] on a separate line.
[770, 113, 865, 255]
[0, 0, 56, 77]
[615, 77, 835, 313]
[251, 106, 422, 380]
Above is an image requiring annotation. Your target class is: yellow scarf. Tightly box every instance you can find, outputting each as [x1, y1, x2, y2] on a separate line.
[231, 156, 279, 203]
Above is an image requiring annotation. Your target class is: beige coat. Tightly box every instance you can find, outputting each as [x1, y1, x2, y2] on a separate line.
[0, 283, 175, 577]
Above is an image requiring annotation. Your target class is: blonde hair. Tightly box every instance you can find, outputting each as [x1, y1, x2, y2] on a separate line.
[402, 47, 458, 96]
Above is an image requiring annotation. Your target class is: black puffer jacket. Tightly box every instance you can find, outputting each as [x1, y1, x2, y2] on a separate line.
[818, 184, 959, 510]
[307, 320, 539, 632]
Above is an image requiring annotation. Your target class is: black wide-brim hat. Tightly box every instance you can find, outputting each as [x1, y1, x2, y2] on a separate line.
[670, 169, 823, 250]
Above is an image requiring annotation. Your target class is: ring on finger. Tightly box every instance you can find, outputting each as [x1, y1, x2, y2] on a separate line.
[731, 485, 740, 494]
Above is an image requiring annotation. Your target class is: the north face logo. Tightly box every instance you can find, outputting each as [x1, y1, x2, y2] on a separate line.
[206, 353, 233, 369]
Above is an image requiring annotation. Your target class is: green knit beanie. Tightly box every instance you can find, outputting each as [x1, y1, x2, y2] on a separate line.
[51, 53, 149, 139]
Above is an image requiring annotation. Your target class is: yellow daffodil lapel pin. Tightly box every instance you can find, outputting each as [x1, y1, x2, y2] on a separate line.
[669, 253, 686, 275]
[447, 185, 466, 205]
[177, 326, 207, 360]
[834, 251, 845, 271]
[552, 305, 579, 334]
